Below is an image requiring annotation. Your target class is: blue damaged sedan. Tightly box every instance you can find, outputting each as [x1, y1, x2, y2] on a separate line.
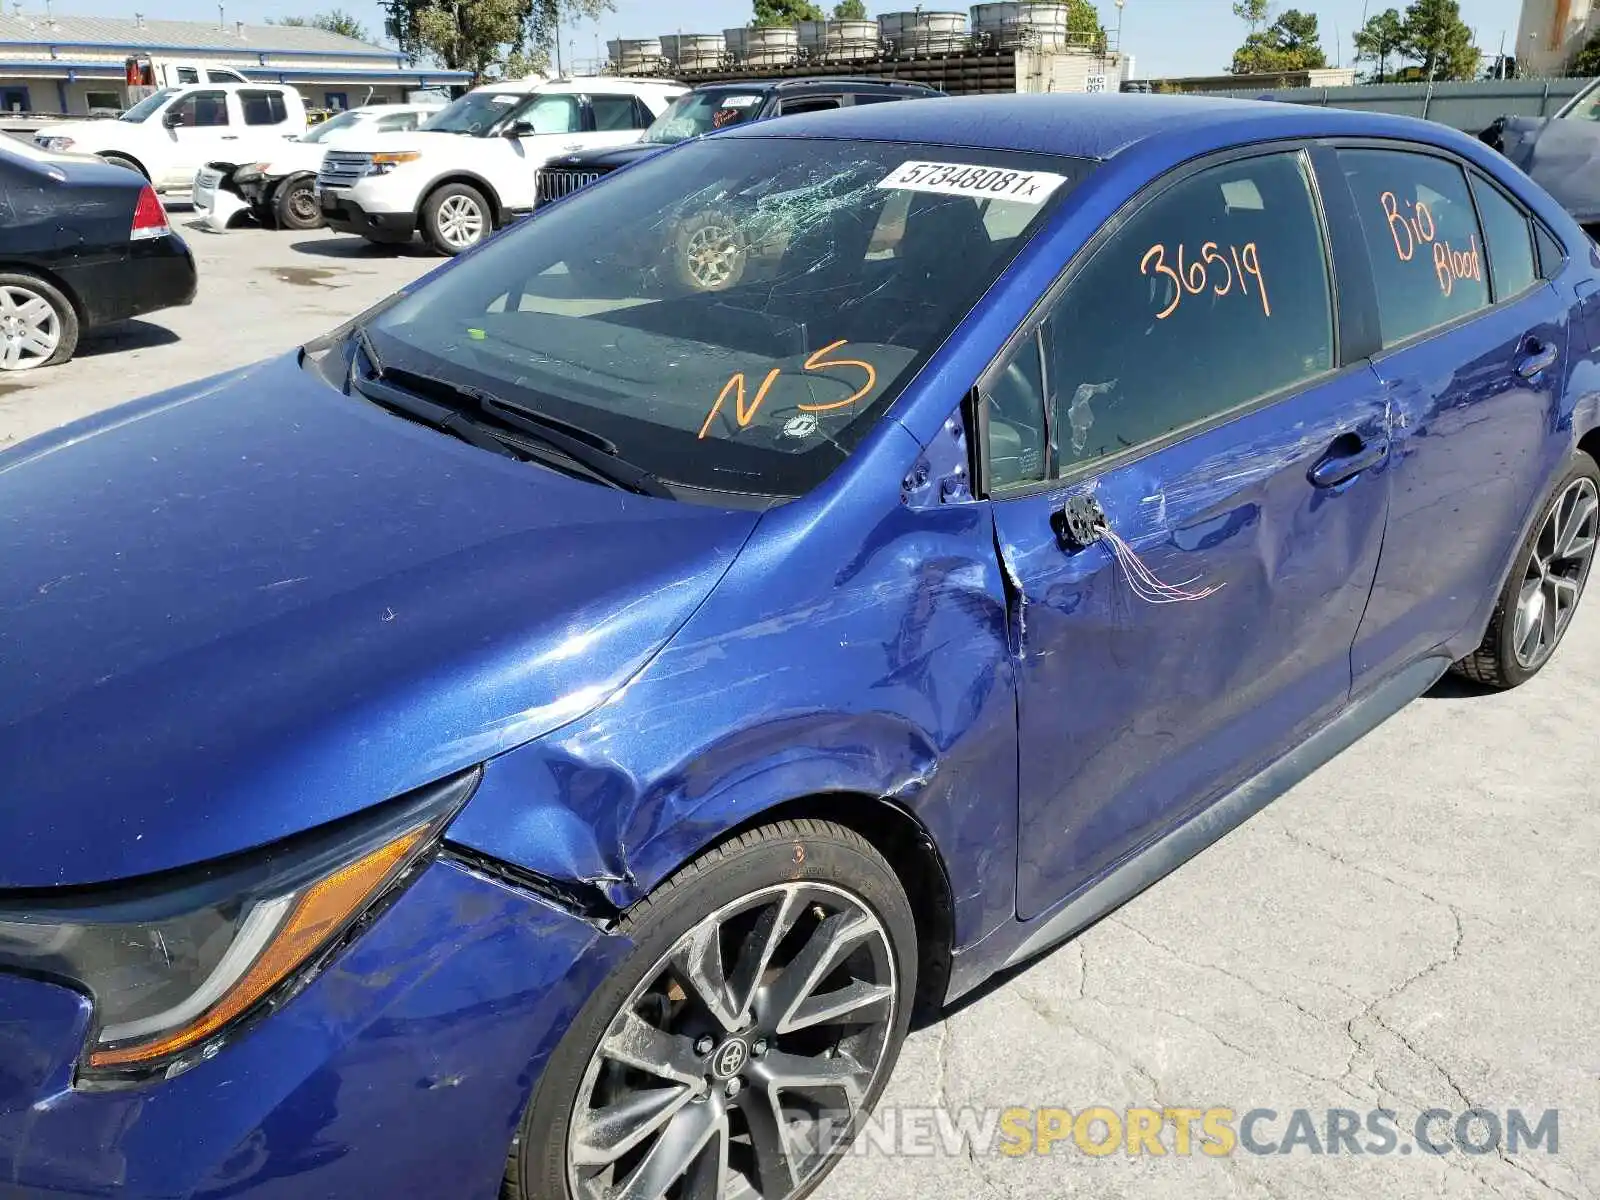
[0, 94, 1595, 1198]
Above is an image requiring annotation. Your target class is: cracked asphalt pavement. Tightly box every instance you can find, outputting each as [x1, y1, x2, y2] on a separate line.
[3, 218, 1596, 1200]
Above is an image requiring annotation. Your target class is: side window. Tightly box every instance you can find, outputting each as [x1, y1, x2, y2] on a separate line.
[239, 89, 288, 127]
[779, 96, 843, 115]
[376, 112, 419, 132]
[985, 151, 1335, 488]
[1536, 225, 1565, 279]
[590, 94, 643, 132]
[206, 69, 244, 83]
[850, 93, 906, 105]
[519, 95, 580, 134]
[170, 90, 230, 127]
[1336, 148, 1489, 346]
[1469, 173, 1538, 300]
[175, 67, 199, 84]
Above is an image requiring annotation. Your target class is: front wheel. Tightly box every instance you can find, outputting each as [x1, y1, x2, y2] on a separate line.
[505, 819, 917, 1200]
[273, 174, 323, 231]
[0, 273, 77, 370]
[1453, 451, 1600, 688]
[421, 182, 491, 256]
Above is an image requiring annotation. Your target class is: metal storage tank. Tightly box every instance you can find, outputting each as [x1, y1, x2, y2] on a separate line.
[878, 10, 968, 54]
[971, 2, 1072, 49]
[821, 19, 882, 61]
[722, 26, 750, 60]
[797, 19, 826, 53]
[661, 32, 724, 69]
[607, 36, 664, 71]
[740, 25, 801, 66]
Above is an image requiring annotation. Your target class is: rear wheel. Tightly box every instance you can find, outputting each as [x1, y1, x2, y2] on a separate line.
[504, 819, 916, 1200]
[0, 273, 77, 370]
[1453, 451, 1600, 688]
[421, 183, 491, 256]
[273, 174, 322, 231]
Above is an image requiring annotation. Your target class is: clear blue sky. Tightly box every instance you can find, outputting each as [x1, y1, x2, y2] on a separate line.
[54, 0, 1524, 78]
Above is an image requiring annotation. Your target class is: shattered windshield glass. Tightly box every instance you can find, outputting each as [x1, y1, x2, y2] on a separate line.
[367, 137, 1092, 498]
[645, 90, 767, 143]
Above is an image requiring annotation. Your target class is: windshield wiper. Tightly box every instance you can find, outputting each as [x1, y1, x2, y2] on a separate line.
[348, 333, 669, 497]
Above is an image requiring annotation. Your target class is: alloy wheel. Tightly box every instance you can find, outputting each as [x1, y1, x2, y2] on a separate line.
[0, 284, 60, 370]
[684, 224, 742, 290]
[567, 883, 898, 1200]
[436, 194, 486, 249]
[1513, 475, 1598, 669]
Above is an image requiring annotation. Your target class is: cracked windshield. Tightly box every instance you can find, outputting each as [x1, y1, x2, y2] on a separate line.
[368, 138, 1092, 497]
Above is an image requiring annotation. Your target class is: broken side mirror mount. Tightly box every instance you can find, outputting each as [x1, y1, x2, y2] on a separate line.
[1052, 493, 1107, 552]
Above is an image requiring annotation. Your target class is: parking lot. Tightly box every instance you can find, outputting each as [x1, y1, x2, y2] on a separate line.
[3, 213, 1596, 1200]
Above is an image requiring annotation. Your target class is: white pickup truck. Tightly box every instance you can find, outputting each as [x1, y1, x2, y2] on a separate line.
[34, 83, 307, 194]
[315, 76, 684, 255]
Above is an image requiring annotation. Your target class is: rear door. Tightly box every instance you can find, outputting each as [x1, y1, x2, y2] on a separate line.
[986, 147, 1394, 917]
[1325, 146, 1573, 686]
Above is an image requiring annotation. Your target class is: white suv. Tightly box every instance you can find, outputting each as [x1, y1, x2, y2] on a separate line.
[316, 76, 684, 255]
[35, 84, 306, 193]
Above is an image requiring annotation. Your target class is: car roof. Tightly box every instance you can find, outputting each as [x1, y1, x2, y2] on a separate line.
[720, 92, 1471, 161]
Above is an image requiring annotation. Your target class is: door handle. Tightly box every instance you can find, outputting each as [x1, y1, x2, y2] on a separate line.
[1516, 337, 1559, 380]
[1309, 433, 1388, 488]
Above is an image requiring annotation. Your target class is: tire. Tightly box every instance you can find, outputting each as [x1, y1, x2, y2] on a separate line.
[504, 818, 917, 1200]
[421, 182, 491, 256]
[97, 153, 147, 179]
[0, 273, 78, 370]
[272, 174, 323, 231]
[1452, 450, 1600, 689]
[671, 211, 748, 293]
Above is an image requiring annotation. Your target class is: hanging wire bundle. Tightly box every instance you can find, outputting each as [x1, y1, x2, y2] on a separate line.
[1101, 526, 1225, 605]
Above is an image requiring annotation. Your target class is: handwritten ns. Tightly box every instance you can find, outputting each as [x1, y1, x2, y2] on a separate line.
[1380, 191, 1482, 298]
[1140, 241, 1271, 320]
[697, 340, 877, 440]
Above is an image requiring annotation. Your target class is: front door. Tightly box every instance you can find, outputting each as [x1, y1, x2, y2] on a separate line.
[164, 89, 235, 185]
[985, 149, 1393, 918]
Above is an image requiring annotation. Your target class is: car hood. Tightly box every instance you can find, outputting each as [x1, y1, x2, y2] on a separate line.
[0, 353, 760, 887]
[559, 142, 670, 169]
[36, 119, 125, 148]
[1494, 116, 1600, 223]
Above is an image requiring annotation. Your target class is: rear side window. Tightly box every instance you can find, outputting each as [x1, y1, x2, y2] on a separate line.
[985, 151, 1335, 488]
[239, 90, 288, 127]
[779, 96, 843, 115]
[1470, 173, 1538, 300]
[1336, 149, 1489, 347]
[590, 94, 644, 132]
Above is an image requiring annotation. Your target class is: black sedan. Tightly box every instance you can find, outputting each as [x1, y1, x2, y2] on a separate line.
[0, 137, 195, 370]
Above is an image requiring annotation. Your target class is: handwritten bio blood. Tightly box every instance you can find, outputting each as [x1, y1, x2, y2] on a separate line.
[1139, 241, 1271, 320]
[1380, 191, 1482, 298]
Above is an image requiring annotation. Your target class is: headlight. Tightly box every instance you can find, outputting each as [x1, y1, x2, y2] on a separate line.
[234, 163, 270, 181]
[369, 151, 420, 176]
[35, 136, 73, 152]
[0, 769, 478, 1087]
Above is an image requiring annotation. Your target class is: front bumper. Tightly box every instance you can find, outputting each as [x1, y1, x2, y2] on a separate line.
[0, 855, 626, 1198]
[318, 188, 415, 242]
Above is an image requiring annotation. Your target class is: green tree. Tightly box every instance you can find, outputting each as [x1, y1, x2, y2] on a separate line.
[1054, 0, 1106, 51]
[1352, 7, 1406, 82]
[752, 0, 825, 27]
[1569, 29, 1600, 76]
[271, 9, 372, 40]
[1232, 0, 1271, 34]
[382, 0, 611, 81]
[831, 0, 867, 18]
[1400, 0, 1478, 80]
[1232, 8, 1325, 73]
